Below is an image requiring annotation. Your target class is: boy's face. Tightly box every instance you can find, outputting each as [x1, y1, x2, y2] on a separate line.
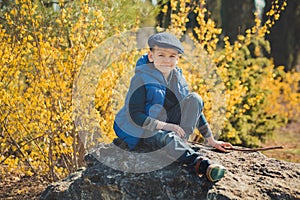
[148, 46, 179, 75]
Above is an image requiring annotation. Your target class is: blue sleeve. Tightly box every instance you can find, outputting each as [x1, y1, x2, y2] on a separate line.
[129, 85, 148, 127]
[198, 114, 208, 127]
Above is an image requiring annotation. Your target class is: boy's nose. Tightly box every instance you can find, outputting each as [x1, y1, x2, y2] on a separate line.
[162, 57, 172, 64]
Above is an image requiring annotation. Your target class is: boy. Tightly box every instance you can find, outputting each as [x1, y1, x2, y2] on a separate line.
[113, 32, 233, 182]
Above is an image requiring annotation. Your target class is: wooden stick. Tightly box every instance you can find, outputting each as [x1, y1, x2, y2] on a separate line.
[225, 146, 284, 152]
[188, 141, 284, 152]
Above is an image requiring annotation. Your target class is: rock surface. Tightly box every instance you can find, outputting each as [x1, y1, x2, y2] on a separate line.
[40, 142, 300, 200]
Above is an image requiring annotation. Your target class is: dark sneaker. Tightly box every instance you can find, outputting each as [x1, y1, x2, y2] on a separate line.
[206, 164, 226, 182]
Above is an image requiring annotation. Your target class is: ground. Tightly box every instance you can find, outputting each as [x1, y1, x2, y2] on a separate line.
[262, 119, 300, 163]
[0, 169, 47, 200]
[0, 120, 299, 200]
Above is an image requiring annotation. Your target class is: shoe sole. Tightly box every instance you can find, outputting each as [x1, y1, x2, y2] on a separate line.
[206, 164, 226, 182]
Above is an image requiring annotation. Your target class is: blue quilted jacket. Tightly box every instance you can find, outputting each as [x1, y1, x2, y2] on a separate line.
[113, 54, 189, 150]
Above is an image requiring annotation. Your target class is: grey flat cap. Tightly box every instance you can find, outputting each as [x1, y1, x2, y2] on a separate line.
[148, 32, 184, 54]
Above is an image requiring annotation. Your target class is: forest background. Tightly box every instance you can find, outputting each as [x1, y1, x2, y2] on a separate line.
[0, 0, 299, 199]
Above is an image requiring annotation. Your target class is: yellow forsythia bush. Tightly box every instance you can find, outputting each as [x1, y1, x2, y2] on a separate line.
[0, 0, 145, 181]
[0, 0, 106, 180]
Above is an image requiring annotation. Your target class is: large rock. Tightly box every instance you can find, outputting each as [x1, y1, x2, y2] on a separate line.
[40, 142, 300, 200]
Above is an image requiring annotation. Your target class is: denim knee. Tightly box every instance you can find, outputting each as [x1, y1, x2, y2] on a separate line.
[144, 130, 169, 148]
[188, 92, 204, 109]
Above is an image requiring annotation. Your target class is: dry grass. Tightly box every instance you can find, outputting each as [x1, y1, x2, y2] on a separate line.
[262, 120, 300, 163]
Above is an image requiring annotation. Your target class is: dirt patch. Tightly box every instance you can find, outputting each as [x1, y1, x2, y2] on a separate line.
[0, 166, 48, 200]
[262, 120, 300, 163]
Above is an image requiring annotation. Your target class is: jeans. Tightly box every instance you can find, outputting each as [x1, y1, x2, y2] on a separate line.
[167, 92, 209, 138]
[144, 92, 209, 167]
[144, 130, 205, 167]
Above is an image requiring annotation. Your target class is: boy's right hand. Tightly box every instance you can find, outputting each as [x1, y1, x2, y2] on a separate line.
[156, 121, 185, 138]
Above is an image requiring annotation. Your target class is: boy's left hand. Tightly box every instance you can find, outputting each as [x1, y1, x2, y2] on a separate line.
[212, 140, 233, 152]
[207, 138, 233, 152]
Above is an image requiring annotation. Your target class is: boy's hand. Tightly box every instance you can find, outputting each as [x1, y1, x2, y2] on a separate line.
[211, 140, 233, 152]
[162, 123, 186, 138]
[156, 121, 185, 138]
[206, 136, 233, 152]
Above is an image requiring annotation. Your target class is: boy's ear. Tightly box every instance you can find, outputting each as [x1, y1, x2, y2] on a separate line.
[148, 51, 154, 62]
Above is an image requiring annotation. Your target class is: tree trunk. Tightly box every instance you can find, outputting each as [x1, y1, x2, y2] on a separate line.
[221, 0, 255, 43]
